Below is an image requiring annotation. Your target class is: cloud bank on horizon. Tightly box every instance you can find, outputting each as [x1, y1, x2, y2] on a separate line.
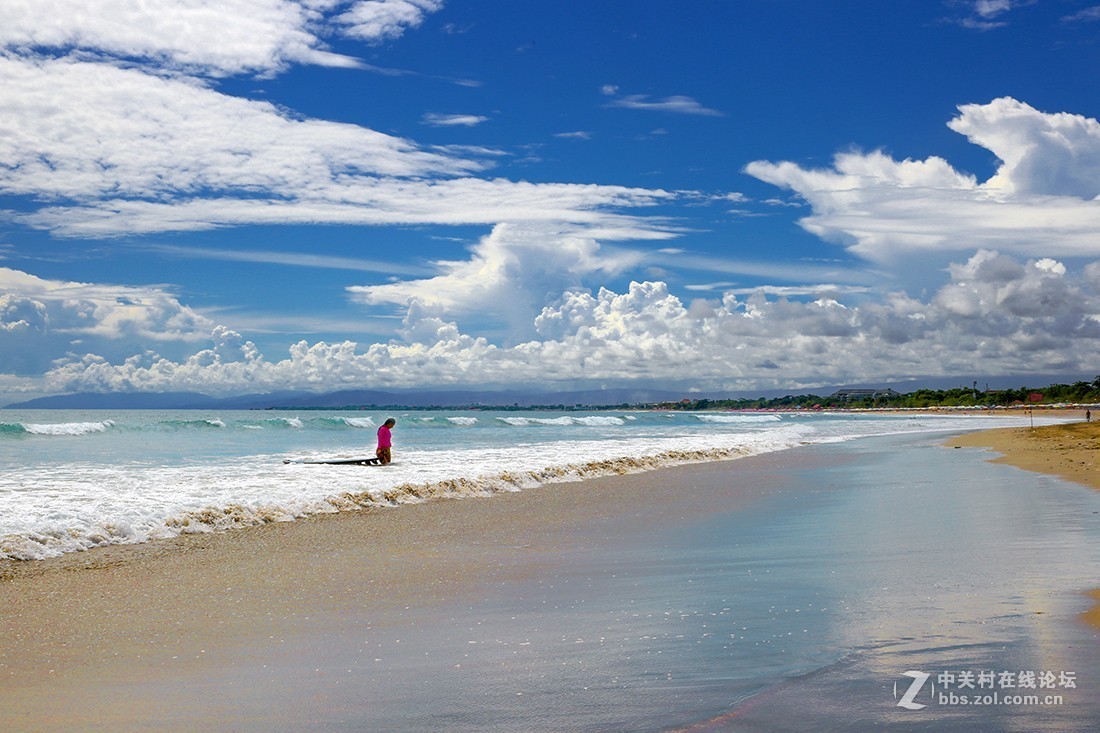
[2, 0, 1100, 399]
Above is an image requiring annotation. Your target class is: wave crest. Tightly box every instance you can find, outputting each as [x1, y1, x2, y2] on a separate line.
[18, 420, 116, 436]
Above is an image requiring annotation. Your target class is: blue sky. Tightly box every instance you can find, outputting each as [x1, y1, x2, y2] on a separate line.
[3, 0, 1100, 400]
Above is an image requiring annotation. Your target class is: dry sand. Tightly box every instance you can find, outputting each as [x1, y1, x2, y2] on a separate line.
[948, 418, 1100, 628]
[947, 418, 1100, 491]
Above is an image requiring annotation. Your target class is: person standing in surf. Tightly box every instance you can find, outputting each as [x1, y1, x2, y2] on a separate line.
[375, 418, 396, 465]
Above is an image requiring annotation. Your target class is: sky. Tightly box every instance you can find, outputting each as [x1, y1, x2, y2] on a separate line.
[3, 0, 1100, 401]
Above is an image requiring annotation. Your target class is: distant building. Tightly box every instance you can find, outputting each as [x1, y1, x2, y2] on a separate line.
[831, 388, 900, 401]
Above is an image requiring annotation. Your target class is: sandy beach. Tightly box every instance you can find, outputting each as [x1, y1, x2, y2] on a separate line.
[1, 455, 789, 731]
[947, 418, 1100, 491]
[4, 427, 1100, 731]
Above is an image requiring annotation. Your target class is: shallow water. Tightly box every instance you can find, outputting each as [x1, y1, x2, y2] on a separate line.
[242, 433, 1100, 732]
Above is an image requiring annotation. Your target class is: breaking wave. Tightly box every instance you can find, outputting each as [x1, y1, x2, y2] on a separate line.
[0, 443, 773, 561]
[497, 415, 627, 427]
[0, 420, 116, 437]
[694, 414, 782, 424]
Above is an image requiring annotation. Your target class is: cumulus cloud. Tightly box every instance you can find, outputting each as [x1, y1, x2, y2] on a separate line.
[0, 267, 214, 373]
[348, 222, 649, 338]
[746, 98, 1100, 265]
[36, 251, 1100, 394]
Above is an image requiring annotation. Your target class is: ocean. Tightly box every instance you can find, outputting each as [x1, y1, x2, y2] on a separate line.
[0, 408, 1062, 561]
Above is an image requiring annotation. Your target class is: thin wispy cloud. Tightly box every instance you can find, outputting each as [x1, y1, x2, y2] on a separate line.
[336, 0, 445, 44]
[421, 112, 490, 127]
[1062, 5, 1100, 23]
[143, 244, 433, 277]
[606, 94, 723, 117]
[945, 0, 1031, 30]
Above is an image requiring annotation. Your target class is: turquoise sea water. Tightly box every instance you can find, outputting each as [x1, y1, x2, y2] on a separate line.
[0, 408, 1065, 560]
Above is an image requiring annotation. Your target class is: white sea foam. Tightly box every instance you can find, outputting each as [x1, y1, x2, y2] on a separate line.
[21, 420, 115, 436]
[0, 410, 1065, 561]
[497, 415, 625, 427]
[342, 417, 375, 428]
[694, 414, 781, 424]
[446, 416, 479, 426]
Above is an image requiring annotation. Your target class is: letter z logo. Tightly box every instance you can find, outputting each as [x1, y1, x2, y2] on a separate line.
[894, 671, 931, 710]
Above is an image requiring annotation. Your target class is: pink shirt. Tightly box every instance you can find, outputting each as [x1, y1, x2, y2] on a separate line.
[376, 424, 392, 449]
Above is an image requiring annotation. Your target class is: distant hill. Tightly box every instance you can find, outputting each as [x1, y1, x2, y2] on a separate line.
[3, 391, 312, 410]
[5, 387, 698, 410]
[5, 373, 1093, 410]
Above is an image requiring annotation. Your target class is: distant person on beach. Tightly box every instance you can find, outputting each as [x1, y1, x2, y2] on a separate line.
[376, 418, 396, 465]
[1087, 410, 1092, 423]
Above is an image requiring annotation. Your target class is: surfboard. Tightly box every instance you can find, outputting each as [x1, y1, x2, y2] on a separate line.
[283, 457, 383, 466]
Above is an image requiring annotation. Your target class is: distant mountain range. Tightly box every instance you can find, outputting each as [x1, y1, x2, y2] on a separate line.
[4, 387, 694, 410]
[4, 374, 1092, 410]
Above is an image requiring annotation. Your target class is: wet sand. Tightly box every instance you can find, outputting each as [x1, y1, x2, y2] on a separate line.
[0, 453, 792, 731]
[948, 419, 1100, 632]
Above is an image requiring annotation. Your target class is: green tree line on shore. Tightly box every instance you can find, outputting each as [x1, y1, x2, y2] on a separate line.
[653, 378, 1100, 411]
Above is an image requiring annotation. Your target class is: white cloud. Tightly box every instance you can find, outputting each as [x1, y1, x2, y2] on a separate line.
[337, 0, 443, 43]
[0, 55, 479, 202]
[0, 266, 214, 373]
[1063, 5, 1100, 23]
[554, 131, 592, 140]
[0, 54, 681, 239]
[34, 251, 1100, 395]
[348, 222, 648, 338]
[974, 0, 1014, 17]
[0, 0, 362, 76]
[0, 54, 684, 238]
[946, 98, 1100, 198]
[947, 0, 1029, 30]
[142, 244, 433, 276]
[0, 1, 448, 77]
[746, 98, 1100, 265]
[607, 94, 723, 117]
[421, 112, 489, 127]
[19, 178, 678, 238]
